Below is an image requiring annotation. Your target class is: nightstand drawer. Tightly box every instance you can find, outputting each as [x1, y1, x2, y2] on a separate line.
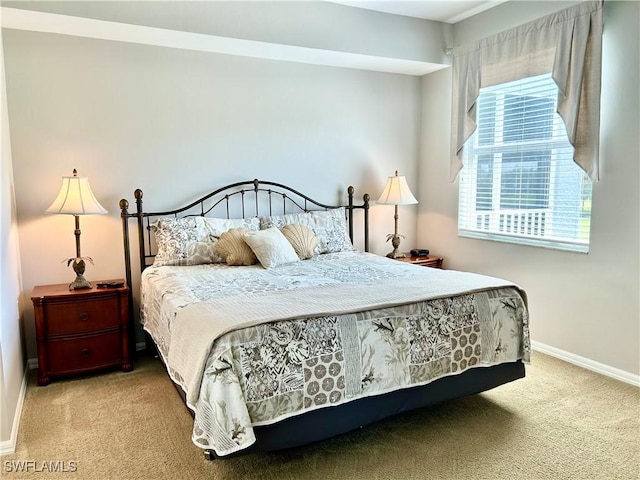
[45, 297, 120, 335]
[47, 332, 122, 374]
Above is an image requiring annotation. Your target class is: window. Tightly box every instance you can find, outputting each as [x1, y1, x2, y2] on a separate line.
[458, 74, 593, 253]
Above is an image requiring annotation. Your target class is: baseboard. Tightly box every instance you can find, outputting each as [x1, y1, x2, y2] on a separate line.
[0, 361, 29, 456]
[531, 340, 639, 387]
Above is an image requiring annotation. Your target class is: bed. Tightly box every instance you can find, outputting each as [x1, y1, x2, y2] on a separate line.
[119, 179, 530, 459]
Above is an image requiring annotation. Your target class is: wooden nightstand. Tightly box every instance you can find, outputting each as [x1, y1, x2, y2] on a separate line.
[31, 281, 132, 386]
[394, 254, 444, 269]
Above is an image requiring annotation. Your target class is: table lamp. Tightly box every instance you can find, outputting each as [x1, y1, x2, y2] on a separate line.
[46, 169, 108, 290]
[377, 171, 418, 258]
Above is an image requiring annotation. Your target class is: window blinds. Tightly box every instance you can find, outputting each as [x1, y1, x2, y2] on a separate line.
[459, 74, 592, 252]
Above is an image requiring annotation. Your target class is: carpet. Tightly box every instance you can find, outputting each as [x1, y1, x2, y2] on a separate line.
[2, 352, 638, 479]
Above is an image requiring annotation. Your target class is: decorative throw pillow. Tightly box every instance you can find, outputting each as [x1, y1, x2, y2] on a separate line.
[280, 224, 318, 260]
[152, 217, 215, 266]
[243, 227, 300, 269]
[204, 216, 261, 237]
[260, 208, 353, 254]
[152, 216, 260, 266]
[215, 228, 257, 266]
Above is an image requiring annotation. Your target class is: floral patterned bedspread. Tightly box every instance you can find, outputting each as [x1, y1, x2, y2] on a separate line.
[140, 251, 530, 456]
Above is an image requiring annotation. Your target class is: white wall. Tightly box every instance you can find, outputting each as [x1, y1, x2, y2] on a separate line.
[0, 31, 25, 450]
[419, 1, 640, 376]
[5, 0, 636, 383]
[3, 6, 425, 359]
[2, 0, 449, 65]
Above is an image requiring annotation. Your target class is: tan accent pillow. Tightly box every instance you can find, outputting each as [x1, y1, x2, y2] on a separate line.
[280, 224, 319, 260]
[215, 228, 257, 266]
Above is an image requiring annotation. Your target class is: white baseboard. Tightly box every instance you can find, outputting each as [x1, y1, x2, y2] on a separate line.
[531, 340, 639, 387]
[0, 361, 29, 456]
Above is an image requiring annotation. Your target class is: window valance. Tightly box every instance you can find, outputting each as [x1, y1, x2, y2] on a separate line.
[450, 1, 603, 182]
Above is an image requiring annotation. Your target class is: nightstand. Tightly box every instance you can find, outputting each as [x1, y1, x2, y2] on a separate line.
[394, 254, 444, 269]
[31, 281, 132, 386]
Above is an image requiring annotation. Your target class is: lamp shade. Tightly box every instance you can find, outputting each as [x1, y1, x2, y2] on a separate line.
[46, 169, 108, 215]
[377, 171, 418, 206]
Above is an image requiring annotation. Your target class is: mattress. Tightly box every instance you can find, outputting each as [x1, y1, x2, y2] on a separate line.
[140, 250, 530, 456]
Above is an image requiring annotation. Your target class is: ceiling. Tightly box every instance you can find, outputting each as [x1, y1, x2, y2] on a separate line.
[331, 1, 507, 24]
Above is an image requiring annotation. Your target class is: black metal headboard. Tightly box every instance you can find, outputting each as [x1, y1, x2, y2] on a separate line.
[119, 179, 370, 293]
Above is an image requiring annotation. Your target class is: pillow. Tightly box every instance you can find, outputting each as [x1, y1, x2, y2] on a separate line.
[260, 208, 353, 254]
[280, 224, 318, 260]
[152, 216, 260, 266]
[243, 227, 300, 269]
[215, 228, 257, 266]
[205, 216, 260, 235]
[152, 217, 213, 266]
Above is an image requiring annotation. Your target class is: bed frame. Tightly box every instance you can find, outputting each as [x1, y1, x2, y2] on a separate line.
[119, 178, 371, 288]
[119, 178, 525, 459]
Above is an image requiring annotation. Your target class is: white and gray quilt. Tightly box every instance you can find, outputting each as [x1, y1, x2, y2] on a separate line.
[140, 251, 530, 456]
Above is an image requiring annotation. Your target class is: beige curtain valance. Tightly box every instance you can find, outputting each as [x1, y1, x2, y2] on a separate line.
[450, 1, 603, 182]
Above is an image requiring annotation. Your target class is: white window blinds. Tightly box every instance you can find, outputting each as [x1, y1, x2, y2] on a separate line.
[459, 74, 592, 252]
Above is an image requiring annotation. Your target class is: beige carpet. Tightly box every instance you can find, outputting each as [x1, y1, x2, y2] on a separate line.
[3, 352, 638, 480]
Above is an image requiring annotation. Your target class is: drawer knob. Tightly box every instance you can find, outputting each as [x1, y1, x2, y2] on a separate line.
[81, 348, 90, 358]
[79, 312, 89, 321]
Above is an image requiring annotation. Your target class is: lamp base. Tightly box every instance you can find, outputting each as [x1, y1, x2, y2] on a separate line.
[385, 233, 405, 259]
[69, 258, 92, 290]
[69, 275, 92, 291]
